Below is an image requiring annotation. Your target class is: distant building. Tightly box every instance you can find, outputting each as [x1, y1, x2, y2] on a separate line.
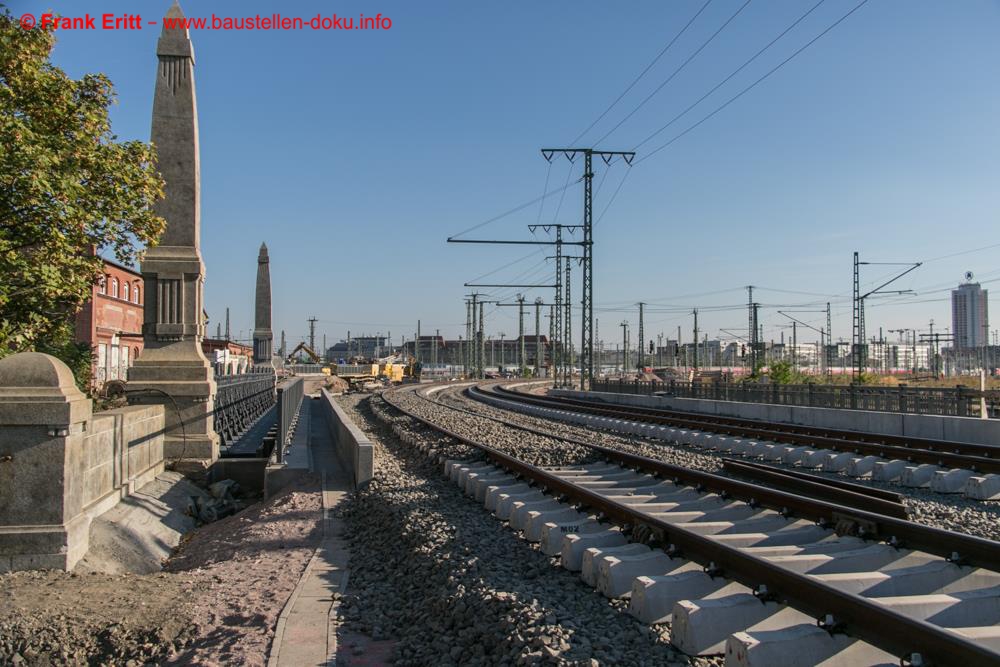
[202, 338, 253, 375]
[952, 281, 989, 349]
[329, 335, 388, 361]
[74, 256, 144, 387]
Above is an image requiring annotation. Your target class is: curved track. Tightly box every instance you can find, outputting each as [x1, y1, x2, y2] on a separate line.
[377, 383, 1000, 666]
[484, 384, 1000, 499]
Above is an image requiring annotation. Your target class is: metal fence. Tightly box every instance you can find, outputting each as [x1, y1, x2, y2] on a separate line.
[274, 377, 304, 463]
[287, 364, 326, 375]
[214, 369, 276, 447]
[590, 379, 1000, 418]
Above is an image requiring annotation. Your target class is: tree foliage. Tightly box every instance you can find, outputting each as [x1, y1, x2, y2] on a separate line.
[766, 360, 803, 385]
[0, 10, 165, 385]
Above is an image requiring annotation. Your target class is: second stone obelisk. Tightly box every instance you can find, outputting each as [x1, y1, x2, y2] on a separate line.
[253, 243, 274, 368]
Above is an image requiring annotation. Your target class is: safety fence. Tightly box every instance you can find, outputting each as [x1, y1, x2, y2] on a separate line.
[590, 379, 999, 418]
[273, 377, 304, 463]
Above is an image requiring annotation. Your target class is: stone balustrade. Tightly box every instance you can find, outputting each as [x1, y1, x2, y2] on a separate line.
[0, 352, 166, 571]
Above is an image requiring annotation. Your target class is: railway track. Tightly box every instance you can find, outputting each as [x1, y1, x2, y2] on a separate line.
[379, 383, 1000, 666]
[480, 384, 1000, 500]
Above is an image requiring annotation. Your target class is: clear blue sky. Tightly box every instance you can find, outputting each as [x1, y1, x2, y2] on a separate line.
[14, 0, 1000, 350]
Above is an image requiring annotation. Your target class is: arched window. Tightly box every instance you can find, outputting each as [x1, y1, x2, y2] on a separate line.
[98, 276, 107, 295]
[110, 277, 118, 298]
[122, 282, 130, 302]
[133, 284, 141, 304]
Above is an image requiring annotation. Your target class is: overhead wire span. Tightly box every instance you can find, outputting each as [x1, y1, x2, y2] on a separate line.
[594, 166, 633, 226]
[535, 160, 553, 227]
[636, 0, 871, 165]
[465, 248, 545, 285]
[593, 0, 753, 147]
[447, 179, 578, 240]
[550, 159, 576, 226]
[632, 0, 828, 151]
[569, 0, 715, 145]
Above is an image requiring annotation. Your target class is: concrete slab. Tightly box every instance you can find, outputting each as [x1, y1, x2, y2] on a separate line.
[900, 464, 943, 488]
[672, 594, 786, 655]
[965, 474, 1000, 500]
[540, 519, 604, 556]
[597, 550, 676, 598]
[930, 468, 976, 494]
[581, 543, 649, 587]
[561, 530, 627, 571]
[872, 459, 908, 482]
[725, 624, 897, 667]
[628, 568, 743, 624]
[846, 455, 882, 477]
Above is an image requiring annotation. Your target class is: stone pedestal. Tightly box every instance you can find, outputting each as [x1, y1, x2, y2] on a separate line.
[127, 339, 217, 463]
[0, 353, 94, 571]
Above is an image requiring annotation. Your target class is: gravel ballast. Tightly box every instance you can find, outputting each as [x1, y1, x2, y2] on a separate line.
[441, 384, 1000, 543]
[335, 393, 693, 666]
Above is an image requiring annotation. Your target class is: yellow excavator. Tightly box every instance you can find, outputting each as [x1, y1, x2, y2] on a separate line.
[286, 342, 331, 375]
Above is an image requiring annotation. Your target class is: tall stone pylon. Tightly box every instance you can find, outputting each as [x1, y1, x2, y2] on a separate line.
[253, 243, 273, 368]
[129, 1, 218, 464]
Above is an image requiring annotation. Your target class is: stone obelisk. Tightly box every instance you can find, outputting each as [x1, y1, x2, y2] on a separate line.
[253, 243, 274, 368]
[129, 1, 218, 464]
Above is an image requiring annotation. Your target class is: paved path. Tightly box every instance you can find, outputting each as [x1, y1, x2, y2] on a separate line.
[268, 397, 352, 667]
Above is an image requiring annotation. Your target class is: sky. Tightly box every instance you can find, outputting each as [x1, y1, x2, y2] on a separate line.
[13, 0, 1000, 350]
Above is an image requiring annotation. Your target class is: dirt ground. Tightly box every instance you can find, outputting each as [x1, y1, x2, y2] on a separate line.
[0, 475, 322, 666]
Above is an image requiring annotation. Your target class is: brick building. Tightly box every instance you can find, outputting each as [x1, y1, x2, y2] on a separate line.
[74, 257, 145, 387]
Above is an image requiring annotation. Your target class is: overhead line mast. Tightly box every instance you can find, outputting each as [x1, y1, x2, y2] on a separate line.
[541, 148, 635, 389]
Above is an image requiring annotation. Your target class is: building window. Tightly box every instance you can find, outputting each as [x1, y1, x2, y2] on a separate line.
[98, 276, 107, 295]
[122, 282, 130, 302]
[133, 284, 140, 304]
[96, 343, 107, 384]
[110, 277, 118, 298]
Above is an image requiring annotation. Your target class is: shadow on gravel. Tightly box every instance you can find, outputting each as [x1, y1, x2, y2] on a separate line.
[336, 394, 681, 665]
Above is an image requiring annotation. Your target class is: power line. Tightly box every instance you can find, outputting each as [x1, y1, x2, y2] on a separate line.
[447, 179, 578, 240]
[594, 166, 633, 227]
[593, 0, 753, 147]
[632, 0, 828, 151]
[569, 0, 715, 145]
[636, 0, 870, 165]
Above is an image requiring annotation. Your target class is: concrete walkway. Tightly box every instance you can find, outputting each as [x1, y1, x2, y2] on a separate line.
[268, 397, 352, 667]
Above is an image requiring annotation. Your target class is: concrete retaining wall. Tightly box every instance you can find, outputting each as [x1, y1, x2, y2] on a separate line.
[320, 389, 374, 488]
[553, 389, 1000, 446]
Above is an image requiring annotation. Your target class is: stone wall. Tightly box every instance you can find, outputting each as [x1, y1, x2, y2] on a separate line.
[80, 405, 166, 518]
[0, 353, 167, 572]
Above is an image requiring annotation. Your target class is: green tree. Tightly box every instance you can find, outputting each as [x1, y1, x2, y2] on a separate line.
[767, 359, 802, 385]
[0, 10, 165, 388]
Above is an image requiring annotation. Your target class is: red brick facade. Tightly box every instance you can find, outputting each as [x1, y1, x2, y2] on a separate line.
[74, 258, 144, 387]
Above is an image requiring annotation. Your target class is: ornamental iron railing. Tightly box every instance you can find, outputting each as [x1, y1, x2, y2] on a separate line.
[214, 369, 276, 447]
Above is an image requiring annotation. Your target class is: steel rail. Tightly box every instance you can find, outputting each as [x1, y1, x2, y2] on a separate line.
[460, 385, 999, 567]
[492, 385, 1000, 474]
[452, 385, 907, 518]
[721, 458, 904, 504]
[504, 383, 996, 457]
[383, 386, 1000, 667]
